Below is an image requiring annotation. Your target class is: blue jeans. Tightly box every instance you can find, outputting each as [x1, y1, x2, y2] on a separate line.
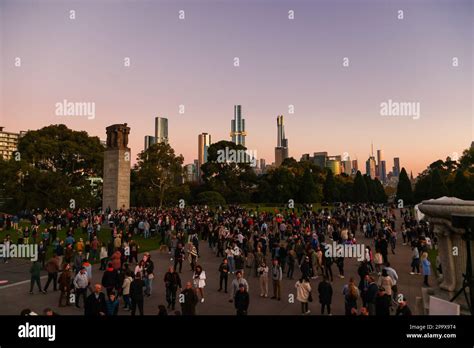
[227, 257, 235, 273]
[144, 277, 153, 295]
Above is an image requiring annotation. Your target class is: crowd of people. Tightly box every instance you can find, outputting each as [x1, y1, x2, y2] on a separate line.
[0, 202, 438, 316]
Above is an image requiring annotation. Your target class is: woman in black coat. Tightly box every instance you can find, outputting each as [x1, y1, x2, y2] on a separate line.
[317, 276, 333, 315]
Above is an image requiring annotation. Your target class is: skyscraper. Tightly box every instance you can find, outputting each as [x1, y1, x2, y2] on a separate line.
[351, 159, 358, 174]
[198, 133, 211, 179]
[376, 149, 383, 178]
[230, 105, 246, 146]
[342, 157, 352, 175]
[380, 160, 387, 183]
[313, 152, 328, 168]
[274, 115, 289, 166]
[154, 117, 168, 144]
[393, 157, 400, 177]
[144, 135, 156, 151]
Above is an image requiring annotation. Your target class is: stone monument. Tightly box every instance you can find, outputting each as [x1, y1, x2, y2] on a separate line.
[417, 197, 474, 314]
[102, 124, 131, 211]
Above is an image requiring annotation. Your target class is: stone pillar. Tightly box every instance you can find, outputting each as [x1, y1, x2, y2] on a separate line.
[418, 197, 474, 311]
[102, 124, 131, 211]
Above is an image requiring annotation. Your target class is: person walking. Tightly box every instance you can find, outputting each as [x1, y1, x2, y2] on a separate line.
[43, 254, 60, 292]
[218, 259, 229, 293]
[234, 283, 250, 315]
[271, 259, 282, 301]
[58, 263, 72, 307]
[295, 277, 312, 315]
[257, 261, 269, 297]
[181, 281, 199, 315]
[29, 260, 45, 294]
[164, 266, 181, 310]
[410, 243, 420, 274]
[193, 265, 206, 303]
[143, 252, 155, 297]
[318, 275, 333, 315]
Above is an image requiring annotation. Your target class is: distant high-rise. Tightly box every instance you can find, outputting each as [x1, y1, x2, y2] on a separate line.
[326, 156, 342, 175]
[260, 158, 266, 170]
[0, 127, 26, 160]
[380, 160, 387, 183]
[144, 135, 156, 151]
[154, 117, 168, 144]
[183, 163, 197, 183]
[352, 159, 359, 173]
[313, 152, 328, 168]
[342, 157, 352, 175]
[198, 133, 211, 179]
[376, 149, 383, 178]
[366, 156, 376, 178]
[393, 157, 400, 177]
[274, 115, 289, 166]
[230, 105, 246, 146]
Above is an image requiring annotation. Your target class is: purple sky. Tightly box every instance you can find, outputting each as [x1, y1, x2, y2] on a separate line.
[1, 0, 472, 176]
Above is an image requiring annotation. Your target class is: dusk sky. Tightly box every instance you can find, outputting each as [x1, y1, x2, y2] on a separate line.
[0, 0, 472, 176]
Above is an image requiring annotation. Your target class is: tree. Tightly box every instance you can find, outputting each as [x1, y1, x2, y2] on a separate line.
[429, 169, 449, 199]
[196, 191, 226, 206]
[396, 168, 414, 205]
[323, 169, 338, 202]
[452, 170, 473, 200]
[373, 178, 387, 203]
[353, 171, 368, 202]
[133, 142, 184, 207]
[299, 168, 318, 203]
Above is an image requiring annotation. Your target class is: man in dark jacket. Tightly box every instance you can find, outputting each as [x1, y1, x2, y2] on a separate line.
[375, 287, 391, 316]
[366, 276, 379, 316]
[130, 273, 145, 315]
[164, 266, 181, 310]
[44, 254, 60, 292]
[234, 283, 250, 315]
[180, 281, 198, 315]
[101, 262, 119, 296]
[318, 276, 333, 315]
[84, 284, 107, 316]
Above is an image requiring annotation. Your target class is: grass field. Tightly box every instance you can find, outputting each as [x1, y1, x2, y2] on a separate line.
[0, 221, 162, 261]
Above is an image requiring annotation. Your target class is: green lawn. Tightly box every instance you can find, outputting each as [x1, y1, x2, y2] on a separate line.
[0, 220, 163, 261]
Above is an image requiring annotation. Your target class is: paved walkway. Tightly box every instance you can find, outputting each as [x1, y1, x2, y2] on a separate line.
[0, 212, 424, 315]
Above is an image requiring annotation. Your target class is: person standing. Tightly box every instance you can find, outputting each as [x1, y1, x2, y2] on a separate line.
[343, 278, 359, 315]
[130, 273, 145, 315]
[105, 292, 119, 316]
[410, 243, 420, 275]
[318, 275, 333, 315]
[121, 271, 133, 311]
[43, 254, 60, 292]
[193, 265, 206, 303]
[234, 283, 250, 315]
[396, 296, 412, 316]
[143, 253, 155, 297]
[375, 287, 391, 316]
[73, 267, 89, 308]
[218, 259, 229, 293]
[181, 281, 199, 315]
[257, 261, 269, 297]
[29, 260, 45, 295]
[421, 252, 431, 287]
[229, 271, 249, 303]
[164, 266, 181, 310]
[271, 259, 282, 301]
[58, 264, 72, 307]
[84, 284, 107, 316]
[295, 277, 312, 315]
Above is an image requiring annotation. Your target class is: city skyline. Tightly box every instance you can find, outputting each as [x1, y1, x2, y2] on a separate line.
[0, 0, 472, 176]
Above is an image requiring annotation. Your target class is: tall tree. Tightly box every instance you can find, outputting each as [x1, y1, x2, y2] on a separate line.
[323, 169, 338, 202]
[429, 169, 449, 199]
[452, 170, 473, 200]
[396, 168, 414, 205]
[353, 171, 368, 202]
[133, 142, 184, 207]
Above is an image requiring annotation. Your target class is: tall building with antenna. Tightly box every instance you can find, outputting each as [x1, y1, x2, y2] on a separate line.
[275, 115, 289, 166]
[230, 105, 246, 146]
